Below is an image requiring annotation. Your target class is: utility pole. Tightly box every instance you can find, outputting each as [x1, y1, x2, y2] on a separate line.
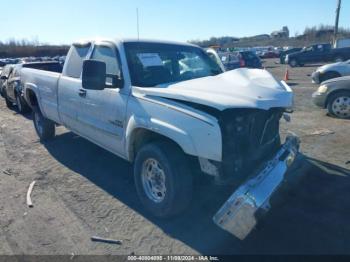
[334, 0, 341, 45]
[136, 8, 140, 40]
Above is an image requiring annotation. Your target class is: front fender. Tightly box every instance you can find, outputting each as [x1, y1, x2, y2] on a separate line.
[125, 97, 223, 162]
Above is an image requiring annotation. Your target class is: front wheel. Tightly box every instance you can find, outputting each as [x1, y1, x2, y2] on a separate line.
[134, 141, 193, 218]
[327, 91, 350, 119]
[289, 59, 298, 67]
[33, 107, 55, 141]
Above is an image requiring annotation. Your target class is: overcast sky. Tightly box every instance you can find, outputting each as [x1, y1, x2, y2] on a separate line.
[2, 0, 349, 44]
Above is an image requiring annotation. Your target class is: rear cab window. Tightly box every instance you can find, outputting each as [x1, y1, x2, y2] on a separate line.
[63, 43, 91, 78]
[90, 45, 121, 85]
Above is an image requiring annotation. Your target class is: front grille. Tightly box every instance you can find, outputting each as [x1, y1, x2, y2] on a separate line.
[218, 108, 283, 184]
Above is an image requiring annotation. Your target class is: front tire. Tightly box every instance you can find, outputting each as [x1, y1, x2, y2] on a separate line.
[289, 59, 298, 67]
[134, 141, 193, 218]
[327, 91, 350, 119]
[33, 107, 55, 141]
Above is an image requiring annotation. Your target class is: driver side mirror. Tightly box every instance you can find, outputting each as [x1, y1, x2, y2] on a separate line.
[82, 59, 106, 90]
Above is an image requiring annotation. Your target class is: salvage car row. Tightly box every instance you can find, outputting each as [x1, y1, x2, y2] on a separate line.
[0, 38, 348, 242]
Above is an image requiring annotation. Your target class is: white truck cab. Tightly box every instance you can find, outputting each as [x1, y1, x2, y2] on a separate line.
[22, 38, 299, 240]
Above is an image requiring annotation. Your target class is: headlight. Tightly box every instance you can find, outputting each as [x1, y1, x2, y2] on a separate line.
[318, 85, 328, 93]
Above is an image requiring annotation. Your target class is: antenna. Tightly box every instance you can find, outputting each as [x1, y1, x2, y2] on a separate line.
[333, 0, 341, 45]
[136, 8, 140, 40]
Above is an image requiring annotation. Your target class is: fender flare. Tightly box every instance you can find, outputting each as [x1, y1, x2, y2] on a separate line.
[125, 115, 198, 161]
[24, 84, 44, 114]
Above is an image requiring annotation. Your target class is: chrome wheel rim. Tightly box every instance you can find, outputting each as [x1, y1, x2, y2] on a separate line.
[16, 95, 22, 112]
[141, 158, 166, 203]
[34, 112, 43, 135]
[332, 96, 350, 118]
[290, 60, 297, 67]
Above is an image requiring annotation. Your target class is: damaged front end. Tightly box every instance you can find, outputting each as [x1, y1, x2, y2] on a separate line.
[199, 107, 300, 240]
[201, 108, 285, 186]
[213, 134, 300, 240]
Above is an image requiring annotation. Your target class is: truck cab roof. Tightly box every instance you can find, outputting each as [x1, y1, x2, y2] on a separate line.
[72, 38, 199, 48]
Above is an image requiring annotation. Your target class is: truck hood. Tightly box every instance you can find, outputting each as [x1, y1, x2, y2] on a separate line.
[132, 68, 293, 111]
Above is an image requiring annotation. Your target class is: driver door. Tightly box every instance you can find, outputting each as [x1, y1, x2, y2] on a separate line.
[76, 43, 127, 156]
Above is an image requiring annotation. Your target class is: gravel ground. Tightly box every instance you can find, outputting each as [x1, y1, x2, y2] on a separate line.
[0, 59, 349, 255]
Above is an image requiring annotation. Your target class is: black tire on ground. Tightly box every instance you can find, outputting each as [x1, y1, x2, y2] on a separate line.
[327, 91, 350, 119]
[289, 59, 298, 67]
[4, 91, 14, 109]
[15, 92, 31, 113]
[320, 71, 341, 83]
[134, 141, 193, 218]
[33, 106, 55, 141]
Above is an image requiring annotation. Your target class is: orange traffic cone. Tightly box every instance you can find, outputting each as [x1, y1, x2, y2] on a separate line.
[284, 68, 289, 81]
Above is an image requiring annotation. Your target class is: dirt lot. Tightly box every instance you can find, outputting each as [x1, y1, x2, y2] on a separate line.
[0, 59, 349, 255]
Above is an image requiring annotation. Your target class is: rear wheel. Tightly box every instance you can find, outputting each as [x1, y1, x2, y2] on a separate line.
[134, 141, 193, 218]
[327, 91, 350, 119]
[33, 107, 55, 141]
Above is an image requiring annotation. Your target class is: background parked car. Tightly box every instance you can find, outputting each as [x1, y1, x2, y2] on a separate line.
[312, 76, 350, 119]
[217, 52, 241, 70]
[215, 50, 262, 70]
[0, 64, 15, 98]
[312, 59, 350, 84]
[3, 61, 63, 113]
[238, 51, 262, 68]
[286, 43, 350, 67]
[260, 51, 279, 59]
[280, 48, 302, 64]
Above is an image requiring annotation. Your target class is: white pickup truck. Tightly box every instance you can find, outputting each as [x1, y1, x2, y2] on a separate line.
[22, 39, 299, 240]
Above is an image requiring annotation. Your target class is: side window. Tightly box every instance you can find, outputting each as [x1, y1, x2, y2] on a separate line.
[64, 45, 90, 78]
[91, 46, 120, 84]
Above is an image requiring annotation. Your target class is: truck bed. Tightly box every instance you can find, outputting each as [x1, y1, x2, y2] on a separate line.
[21, 67, 61, 123]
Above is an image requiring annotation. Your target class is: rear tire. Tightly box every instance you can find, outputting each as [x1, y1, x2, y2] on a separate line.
[327, 91, 350, 119]
[134, 141, 193, 218]
[33, 107, 55, 141]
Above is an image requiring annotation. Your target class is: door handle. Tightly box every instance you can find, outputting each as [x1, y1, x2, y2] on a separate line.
[78, 89, 87, 97]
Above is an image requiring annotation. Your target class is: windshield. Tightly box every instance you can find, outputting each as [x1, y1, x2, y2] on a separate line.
[124, 42, 223, 87]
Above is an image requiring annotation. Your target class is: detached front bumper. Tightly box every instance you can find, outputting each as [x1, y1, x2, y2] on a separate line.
[213, 135, 300, 240]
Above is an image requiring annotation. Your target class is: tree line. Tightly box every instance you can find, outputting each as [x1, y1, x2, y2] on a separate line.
[190, 25, 350, 48]
[0, 39, 69, 58]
